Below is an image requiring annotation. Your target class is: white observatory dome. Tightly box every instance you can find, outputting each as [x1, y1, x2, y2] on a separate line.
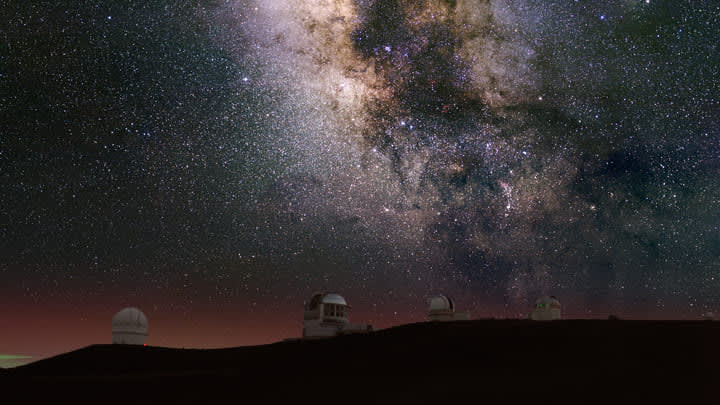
[429, 295, 454, 312]
[530, 296, 561, 321]
[302, 292, 374, 339]
[535, 296, 561, 308]
[321, 293, 348, 306]
[428, 295, 459, 321]
[112, 307, 148, 345]
[303, 292, 359, 338]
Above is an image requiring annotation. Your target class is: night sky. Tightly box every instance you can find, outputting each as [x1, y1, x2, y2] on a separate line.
[1, 0, 719, 364]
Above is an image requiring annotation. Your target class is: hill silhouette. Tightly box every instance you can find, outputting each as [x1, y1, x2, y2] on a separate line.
[5, 320, 720, 403]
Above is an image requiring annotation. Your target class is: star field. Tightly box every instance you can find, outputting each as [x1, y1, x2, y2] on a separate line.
[1, 0, 719, 358]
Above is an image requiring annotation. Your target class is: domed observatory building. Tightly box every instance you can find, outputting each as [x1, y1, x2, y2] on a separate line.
[302, 293, 373, 339]
[530, 296, 561, 321]
[111, 307, 148, 345]
[427, 295, 471, 321]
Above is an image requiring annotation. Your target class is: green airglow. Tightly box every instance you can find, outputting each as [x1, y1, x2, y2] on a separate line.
[0, 354, 32, 368]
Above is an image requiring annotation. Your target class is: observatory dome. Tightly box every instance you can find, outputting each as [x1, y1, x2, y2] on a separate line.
[535, 296, 561, 308]
[530, 296, 561, 321]
[111, 307, 148, 345]
[302, 292, 367, 338]
[429, 295, 454, 312]
[321, 293, 348, 306]
[427, 295, 465, 321]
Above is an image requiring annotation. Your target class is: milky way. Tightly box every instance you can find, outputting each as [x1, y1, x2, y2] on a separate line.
[209, 0, 720, 313]
[1, 0, 720, 347]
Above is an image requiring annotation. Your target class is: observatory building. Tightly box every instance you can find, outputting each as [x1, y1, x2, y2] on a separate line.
[427, 295, 471, 321]
[111, 307, 148, 345]
[302, 292, 373, 338]
[530, 296, 561, 321]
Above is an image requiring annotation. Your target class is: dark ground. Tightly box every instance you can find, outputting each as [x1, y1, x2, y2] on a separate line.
[4, 320, 720, 404]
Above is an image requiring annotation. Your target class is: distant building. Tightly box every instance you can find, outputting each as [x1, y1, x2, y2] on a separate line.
[302, 293, 373, 338]
[530, 296, 561, 321]
[112, 307, 148, 345]
[427, 295, 471, 321]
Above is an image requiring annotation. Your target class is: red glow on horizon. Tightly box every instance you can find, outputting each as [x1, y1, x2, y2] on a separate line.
[0, 293, 702, 367]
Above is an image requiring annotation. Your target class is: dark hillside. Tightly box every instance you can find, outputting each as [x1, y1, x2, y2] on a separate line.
[6, 320, 720, 403]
